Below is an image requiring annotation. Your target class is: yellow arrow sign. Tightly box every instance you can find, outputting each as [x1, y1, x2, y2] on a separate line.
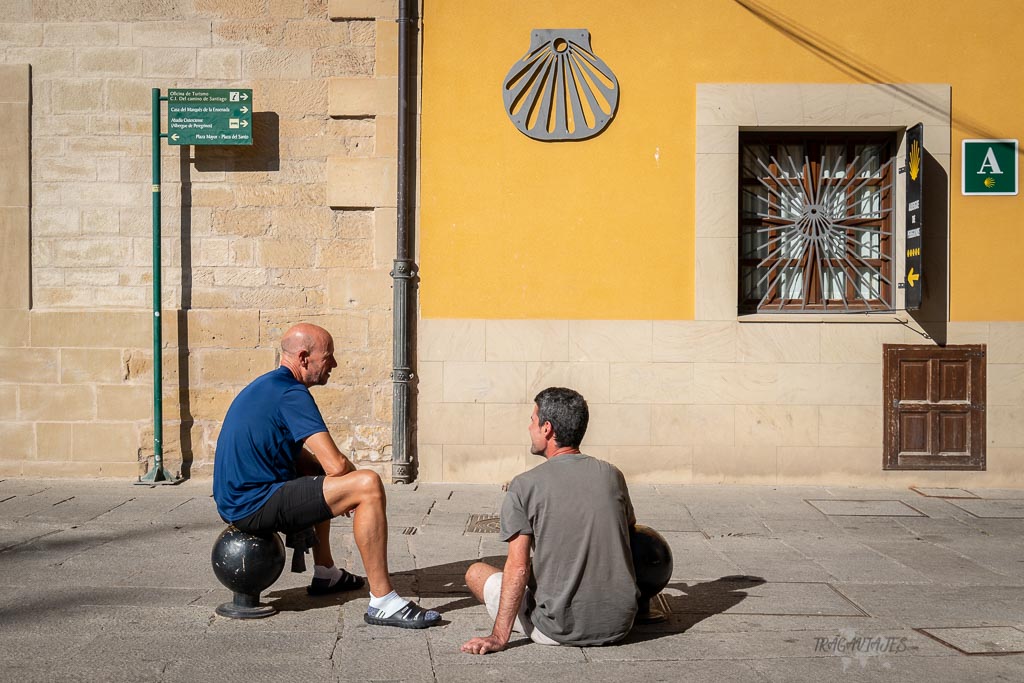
[907, 267, 920, 287]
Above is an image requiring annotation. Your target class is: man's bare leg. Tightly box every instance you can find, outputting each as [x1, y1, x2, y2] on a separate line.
[322, 469, 393, 597]
[465, 562, 501, 602]
[321, 469, 439, 627]
[311, 518, 334, 568]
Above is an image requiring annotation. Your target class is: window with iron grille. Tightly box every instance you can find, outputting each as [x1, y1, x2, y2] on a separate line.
[739, 132, 896, 313]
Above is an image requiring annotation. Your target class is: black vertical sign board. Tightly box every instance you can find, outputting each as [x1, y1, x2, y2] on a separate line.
[904, 123, 923, 310]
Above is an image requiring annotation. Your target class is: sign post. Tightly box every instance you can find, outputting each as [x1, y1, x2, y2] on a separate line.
[139, 87, 254, 485]
[962, 139, 1018, 196]
[904, 123, 923, 311]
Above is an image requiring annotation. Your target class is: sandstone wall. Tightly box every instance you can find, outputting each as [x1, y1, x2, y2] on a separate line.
[0, 0, 402, 478]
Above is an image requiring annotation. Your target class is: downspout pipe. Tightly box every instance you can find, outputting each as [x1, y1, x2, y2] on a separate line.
[391, 0, 418, 483]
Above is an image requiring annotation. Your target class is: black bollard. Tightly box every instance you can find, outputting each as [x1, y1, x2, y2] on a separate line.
[211, 526, 286, 619]
[630, 524, 674, 624]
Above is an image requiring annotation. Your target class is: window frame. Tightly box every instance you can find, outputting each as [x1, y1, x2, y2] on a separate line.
[737, 131, 897, 315]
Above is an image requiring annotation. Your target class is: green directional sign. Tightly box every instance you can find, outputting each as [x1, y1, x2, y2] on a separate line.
[962, 139, 1017, 196]
[167, 88, 253, 146]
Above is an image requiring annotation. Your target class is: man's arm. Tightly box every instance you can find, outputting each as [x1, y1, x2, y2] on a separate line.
[303, 431, 356, 477]
[461, 533, 532, 655]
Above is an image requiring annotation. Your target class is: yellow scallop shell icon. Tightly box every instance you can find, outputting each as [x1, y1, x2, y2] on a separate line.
[908, 139, 921, 181]
[984, 177, 996, 188]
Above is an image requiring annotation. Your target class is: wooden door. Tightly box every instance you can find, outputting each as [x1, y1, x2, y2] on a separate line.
[883, 344, 986, 470]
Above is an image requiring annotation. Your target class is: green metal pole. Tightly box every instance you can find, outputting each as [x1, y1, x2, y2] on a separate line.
[138, 87, 177, 485]
[152, 86, 163, 473]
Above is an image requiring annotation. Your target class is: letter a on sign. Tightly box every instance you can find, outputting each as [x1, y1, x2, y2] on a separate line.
[963, 139, 1018, 196]
[977, 147, 1003, 175]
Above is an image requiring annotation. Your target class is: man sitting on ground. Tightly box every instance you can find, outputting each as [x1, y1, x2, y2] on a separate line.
[461, 387, 638, 653]
[212, 322, 440, 629]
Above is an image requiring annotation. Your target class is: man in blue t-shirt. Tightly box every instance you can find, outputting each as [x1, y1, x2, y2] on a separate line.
[213, 323, 440, 629]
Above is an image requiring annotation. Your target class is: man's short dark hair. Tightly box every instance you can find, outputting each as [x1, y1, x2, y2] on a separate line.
[534, 387, 589, 449]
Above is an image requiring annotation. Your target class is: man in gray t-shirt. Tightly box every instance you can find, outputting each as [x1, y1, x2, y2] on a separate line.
[461, 387, 639, 654]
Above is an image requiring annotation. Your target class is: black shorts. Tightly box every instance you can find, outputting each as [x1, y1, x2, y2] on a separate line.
[233, 476, 333, 535]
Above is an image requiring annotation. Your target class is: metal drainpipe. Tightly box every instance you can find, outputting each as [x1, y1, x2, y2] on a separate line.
[391, 0, 418, 483]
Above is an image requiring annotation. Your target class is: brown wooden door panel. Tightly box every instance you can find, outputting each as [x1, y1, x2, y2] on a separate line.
[936, 411, 968, 454]
[937, 360, 969, 402]
[884, 345, 985, 470]
[898, 411, 930, 453]
[899, 360, 929, 401]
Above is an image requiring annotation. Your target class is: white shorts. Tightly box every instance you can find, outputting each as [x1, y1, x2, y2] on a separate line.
[483, 572, 560, 646]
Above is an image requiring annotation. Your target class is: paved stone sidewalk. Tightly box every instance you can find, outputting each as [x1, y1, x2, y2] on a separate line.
[2, 478, 1024, 682]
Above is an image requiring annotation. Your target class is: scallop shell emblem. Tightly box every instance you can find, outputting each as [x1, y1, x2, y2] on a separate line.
[502, 29, 619, 141]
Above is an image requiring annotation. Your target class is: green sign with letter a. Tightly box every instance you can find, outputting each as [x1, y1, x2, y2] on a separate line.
[962, 139, 1018, 196]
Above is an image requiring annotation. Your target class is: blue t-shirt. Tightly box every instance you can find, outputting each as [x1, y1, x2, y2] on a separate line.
[213, 366, 329, 522]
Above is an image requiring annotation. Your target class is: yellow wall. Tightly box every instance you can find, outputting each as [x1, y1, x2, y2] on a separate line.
[420, 0, 1024, 321]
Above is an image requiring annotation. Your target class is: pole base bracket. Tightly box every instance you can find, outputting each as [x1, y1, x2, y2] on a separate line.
[135, 465, 183, 486]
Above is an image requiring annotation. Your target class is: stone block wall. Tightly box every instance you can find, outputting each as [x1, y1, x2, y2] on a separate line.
[0, 0, 402, 477]
[417, 319, 1024, 487]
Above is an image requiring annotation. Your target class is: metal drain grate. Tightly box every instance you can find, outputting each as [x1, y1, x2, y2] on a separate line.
[466, 514, 500, 533]
[400, 527, 417, 535]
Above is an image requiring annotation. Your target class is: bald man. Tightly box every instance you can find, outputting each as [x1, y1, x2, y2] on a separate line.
[213, 323, 440, 629]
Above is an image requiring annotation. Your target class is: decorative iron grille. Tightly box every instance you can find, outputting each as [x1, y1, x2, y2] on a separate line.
[739, 134, 896, 313]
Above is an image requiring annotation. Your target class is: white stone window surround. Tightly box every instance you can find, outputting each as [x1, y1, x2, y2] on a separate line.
[695, 83, 951, 323]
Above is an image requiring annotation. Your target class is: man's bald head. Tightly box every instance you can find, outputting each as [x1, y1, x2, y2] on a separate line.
[280, 323, 337, 387]
[281, 323, 331, 358]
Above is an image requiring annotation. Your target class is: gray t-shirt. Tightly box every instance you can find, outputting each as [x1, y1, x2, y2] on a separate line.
[500, 453, 639, 645]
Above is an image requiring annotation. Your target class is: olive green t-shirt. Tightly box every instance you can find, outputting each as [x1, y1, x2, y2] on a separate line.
[500, 453, 639, 645]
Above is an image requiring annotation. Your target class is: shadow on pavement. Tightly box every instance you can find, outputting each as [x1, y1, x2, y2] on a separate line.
[263, 556, 506, 614]
[621, 575, 767, 644]
[264, 556, 765, 647]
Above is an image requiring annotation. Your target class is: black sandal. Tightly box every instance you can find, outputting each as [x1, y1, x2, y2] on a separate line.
[307, 569, 365, 595]
[364, 601, 441, 629]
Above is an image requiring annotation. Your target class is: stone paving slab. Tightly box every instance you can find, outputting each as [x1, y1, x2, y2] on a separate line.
[163, 659, 334, 683]
[707, 537, 834, 582]
[634, 514, 702, 532]
[584, 627, 949, 662]
[948, 499, 1024, 518]
[431, 660, 764, 683]
[750, 652, 1024, 682]
[857, 538, 1019, 586]
[670, 579, 865, 617]
[778, 533, 932, 585]
[807, 499, 927, 517]
[918, 626, 1024, 654]
[912, 487, 979, 498]
[891, 496, 981, 521]
[835, 584, 1024, 624]
[0, 520, 65, 549]
[830, 517, 915, 536]
[965, 488, 1024, 500]
[663, 532, 743, 580]
[665, 612, 906, 634]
